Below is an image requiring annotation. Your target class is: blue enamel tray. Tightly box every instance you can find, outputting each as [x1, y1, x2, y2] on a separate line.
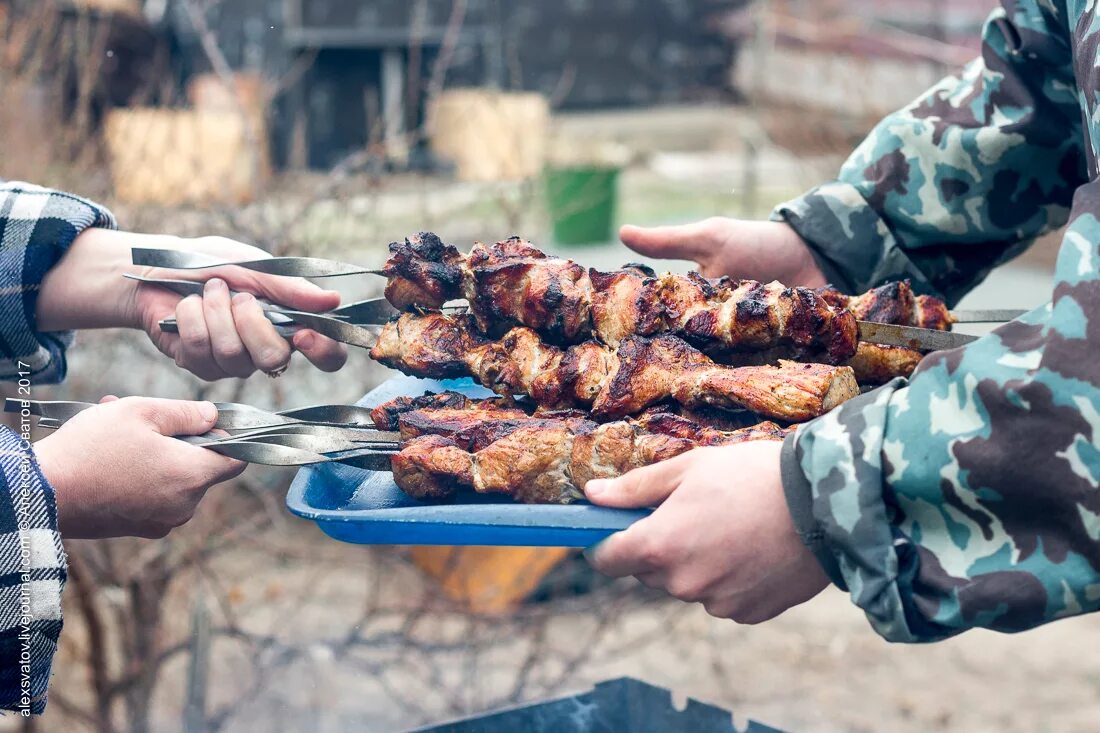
[286, 376, 650, 547]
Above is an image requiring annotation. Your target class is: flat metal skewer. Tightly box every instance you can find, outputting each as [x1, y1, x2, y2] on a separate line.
[132, 248, 382, 278]
[949, 308, 1027, 323]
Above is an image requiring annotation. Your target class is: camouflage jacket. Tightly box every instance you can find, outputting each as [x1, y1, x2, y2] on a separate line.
[772, 1, 1100, 642]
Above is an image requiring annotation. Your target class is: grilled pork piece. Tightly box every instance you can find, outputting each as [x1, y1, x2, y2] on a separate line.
[369, 391, 478, 431]
[845, 343, 925, 386]
[391, 413, 791, 504]
[816, 281, 954, 384]
[382, 232, 466, 310]
[378, 234, 859, 363]
[370, 313, 859, 421]
[816, 280, 954, 330]
[369, 392, 759, 437]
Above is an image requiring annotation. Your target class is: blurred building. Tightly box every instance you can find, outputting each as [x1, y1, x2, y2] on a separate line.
[726, 0, 997, 119]
[161, 0, 745, 169]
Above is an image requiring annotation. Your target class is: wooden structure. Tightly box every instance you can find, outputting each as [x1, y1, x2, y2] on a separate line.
[428, 89, 550, 181]
[410, 546, 574, 614]
[170, 0, 745, 171]
[104, 107, 262, 205]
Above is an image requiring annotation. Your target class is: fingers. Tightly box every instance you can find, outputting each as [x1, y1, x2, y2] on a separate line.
[124, 397, 246, 482]
[201, 279, 253, 377]
[291, 330, 348, 372]
[174, 295, 222, 380]
[231, 293, 292, 373]
[126, 397, 219, 436]
[189, 447, 248, 485]
[216, 267, 341, 314]
[619, 220, 720, 261]
[584, 450, 694, 508]
[584, 516, 669, 578]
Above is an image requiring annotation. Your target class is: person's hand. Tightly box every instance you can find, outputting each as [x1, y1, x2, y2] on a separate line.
[33, 396, 246, 539]
[620, 218, 827, 287]
[584, 441, 829, 623]
[37, 228, 348, 380]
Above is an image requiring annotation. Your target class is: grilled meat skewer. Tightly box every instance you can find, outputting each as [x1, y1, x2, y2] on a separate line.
[817, 281, 952, 385]
[816, 281, 954, 330]
[368, 391, 763, 434]
[391, 411, 791, 504]
[383, 233, 859, 363]
[369, 313, 859, 422]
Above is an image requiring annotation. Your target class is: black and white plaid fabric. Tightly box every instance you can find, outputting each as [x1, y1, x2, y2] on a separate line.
[0, 181, 117, 384]
[0, 181, 115, 713]
[0, 431, 66, 715]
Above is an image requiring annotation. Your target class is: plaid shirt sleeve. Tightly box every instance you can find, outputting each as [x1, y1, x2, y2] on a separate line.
[0, 180, 114, 713]
[0, 181, 117, 384]
[0, 423, 66, 715]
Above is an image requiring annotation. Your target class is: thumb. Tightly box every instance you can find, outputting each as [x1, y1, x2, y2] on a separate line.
[129, 398, 219, 436]
[584, 451, 693, 508]
[619, 222, 719, 262]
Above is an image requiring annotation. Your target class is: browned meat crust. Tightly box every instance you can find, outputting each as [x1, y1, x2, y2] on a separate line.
[379, 234, 859, 363]
[381, 232, 467, 310]
[370, 313, 859, 422]
[816, 281, 953, 382]
[390, 413, 791, 504]
[397, 407, 537, 444]
[369, 391, 475, 431]
[846, 343, 925, 386]
[465, 237, 594, 344]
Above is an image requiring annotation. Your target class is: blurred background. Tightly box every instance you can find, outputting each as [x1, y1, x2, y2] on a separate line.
[1, 0, 1095, 731]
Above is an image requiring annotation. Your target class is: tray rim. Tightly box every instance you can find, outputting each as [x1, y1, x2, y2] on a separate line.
[284, 376, 651, 546]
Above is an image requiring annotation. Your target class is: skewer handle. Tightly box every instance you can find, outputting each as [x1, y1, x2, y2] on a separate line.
[131, 248, 381, 278]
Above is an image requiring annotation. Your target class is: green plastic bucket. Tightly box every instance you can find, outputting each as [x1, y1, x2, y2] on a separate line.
[545, 166, 620, 245]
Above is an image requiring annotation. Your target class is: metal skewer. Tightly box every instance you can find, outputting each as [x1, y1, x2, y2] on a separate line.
[131, 248, 382, 278]
[949, 308, 1027, 323]
[6, 398, 383, 433]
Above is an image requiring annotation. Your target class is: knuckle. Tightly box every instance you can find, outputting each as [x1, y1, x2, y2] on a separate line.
[254, 345, 290, 370]
[213, 338, 246, 361]
[121, 397, 158, 422]
[703, 600, 733, 619]
[701, 216, 727, 235]
[170, 465, 205, 489]
[169, 507, 196, 527]
[739, 608, 773, 626]
[636, 535, 671, 569]
[139, 524, 172, 540]
[116, 395, 145, 413]
[315, 344, 348, 372]
[164, 403, 195, 427]
[666, 575, 707, 603]
[728, 605, 767, 625]
[180, 329, 209, 351]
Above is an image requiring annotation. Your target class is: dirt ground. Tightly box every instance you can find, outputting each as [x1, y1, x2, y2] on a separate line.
[53, 512, 1097, 733]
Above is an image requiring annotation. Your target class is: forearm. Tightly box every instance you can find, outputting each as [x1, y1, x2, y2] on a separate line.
[36, 228, 179, 332]
[784, 182, 1100, 641]
[0, 182, 117, 383]
[0, 426, 66, 713]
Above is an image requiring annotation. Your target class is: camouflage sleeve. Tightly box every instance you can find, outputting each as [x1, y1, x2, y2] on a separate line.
[782, 180, 1100, 642]
[770, 1, 1086, 306]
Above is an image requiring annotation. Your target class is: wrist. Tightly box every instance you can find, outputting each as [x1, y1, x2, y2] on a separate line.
[777, 224, 828, 288]
[37, 229, 181, 331]
[31, 437, 74, 533]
